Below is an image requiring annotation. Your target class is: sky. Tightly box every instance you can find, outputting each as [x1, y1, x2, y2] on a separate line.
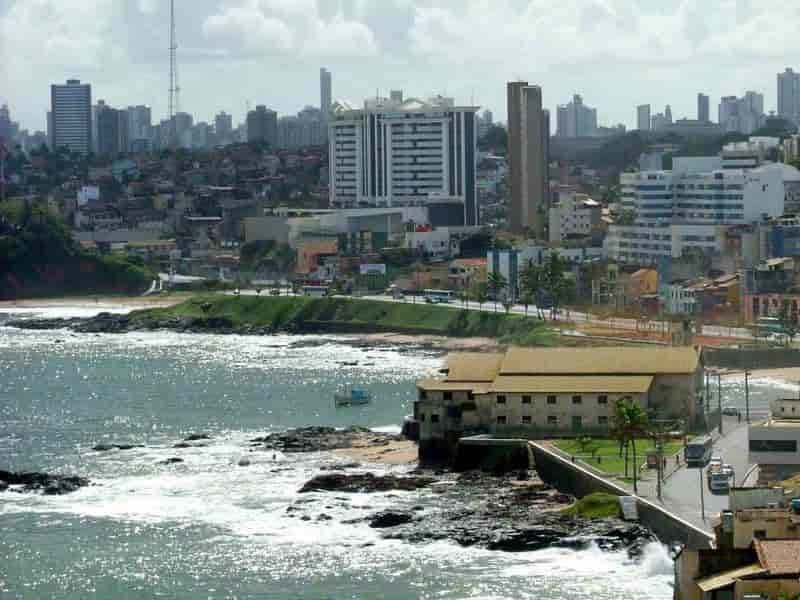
[2, 0, 800, 133]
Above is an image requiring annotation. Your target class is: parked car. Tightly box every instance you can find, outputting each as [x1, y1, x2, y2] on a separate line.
[722, 406, 740, 416]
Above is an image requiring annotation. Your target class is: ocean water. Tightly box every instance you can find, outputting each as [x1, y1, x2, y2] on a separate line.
[2, 304, 770, 599]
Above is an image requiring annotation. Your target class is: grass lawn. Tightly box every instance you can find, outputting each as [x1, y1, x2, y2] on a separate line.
[553, 437, 685, 477]
[562, 492, 621, 519]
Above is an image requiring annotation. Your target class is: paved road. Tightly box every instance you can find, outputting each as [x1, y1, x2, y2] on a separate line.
[658, 418, 754, 531]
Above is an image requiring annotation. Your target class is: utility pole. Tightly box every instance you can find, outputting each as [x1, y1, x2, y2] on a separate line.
[744, 368, 750, 423]
[699, 465, 706, 520]
[718, 372, 723, 436]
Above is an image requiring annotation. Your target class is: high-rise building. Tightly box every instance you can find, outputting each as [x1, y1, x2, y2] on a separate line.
[507, 81, 547, 234]
[97, 105, 129, 156]
[636, 104, 651, 131]
[697, 93, 710, 122]
[328, 92, 479, 226]
[127, 105, 151, 151]
[778, 68, 800, 126]
[215, 111, 233, 143]
[555, 94, 597, 138]
[719, 92, 765, 134]
[320, 68, 332, 120]
[664, 104, 673, 124]
[0, 104, 12, 142]
[51, 79, 92, 154]
[246, 105, 278, 146]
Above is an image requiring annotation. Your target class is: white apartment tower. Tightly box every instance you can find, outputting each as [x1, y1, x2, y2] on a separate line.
[51, 79, 92, 154]
[328, 93, 479, 226]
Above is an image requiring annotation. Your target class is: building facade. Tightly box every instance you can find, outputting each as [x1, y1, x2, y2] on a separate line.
[246, 105, 278, 146]
[548, 192, 601, 243]
[719, 92, 765, 134]
[507, 81, 548, 234]
[778, 67, 800, 126]
[697, 93, 710, 122]
[555, 94, 597, 138]
[636, 104, 651, 131]
[51, 79, 92, 154]
[320, 68, 332, 124]
[606, 159, 785, 265]
[328, 94, 479, 226]
[415, 347, 704, 462]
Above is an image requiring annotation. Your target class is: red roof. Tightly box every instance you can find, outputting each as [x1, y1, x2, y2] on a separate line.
[755, 539, 800, 575]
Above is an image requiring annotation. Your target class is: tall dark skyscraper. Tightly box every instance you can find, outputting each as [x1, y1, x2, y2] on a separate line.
[697, 93, 710, 122]
[247, 105, 278, 146]
[507, 81, 547, 236]
[51, 79, 92, 154]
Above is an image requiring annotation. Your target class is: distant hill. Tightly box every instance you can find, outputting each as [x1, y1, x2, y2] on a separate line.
[0, 200, 154, 299]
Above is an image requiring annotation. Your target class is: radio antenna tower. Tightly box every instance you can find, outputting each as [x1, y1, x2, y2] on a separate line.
[168, 0, 180, 147]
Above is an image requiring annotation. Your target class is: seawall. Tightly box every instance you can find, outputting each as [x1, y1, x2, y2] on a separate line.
[704, 347, 800, 370]
[530, 442, 714, 549]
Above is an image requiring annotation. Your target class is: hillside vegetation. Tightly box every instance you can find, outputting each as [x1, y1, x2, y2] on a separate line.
[134, 295, 555, 345]
[0, 200, 154, 299]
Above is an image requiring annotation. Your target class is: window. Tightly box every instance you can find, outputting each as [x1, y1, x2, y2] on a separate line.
[496, 415, 507, 425]
[419, 390, 427, 400]
[547, 416, 558, 425]
[430, 414, 440, 423]
[547, 395, 557, 405]
[497, 395, 506, 405]
[749, 439, 798, 453]
[754, 529, 767, 540]
[572, 395, 582, 405]
[443, 391, 452, 401]
[522, 395, 532, 404]
[598, 395, 608, 405]
[522, 416, 532, 425]
[598, 416, 609, 426]
[460, 402, 477, 411]
[419, 413, 425, 422]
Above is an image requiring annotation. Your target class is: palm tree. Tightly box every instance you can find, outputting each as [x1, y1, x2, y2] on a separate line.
[519, 261, 542, 319]
[473, 281, 489, 312]
[487, 271, 508, 313]
[611, 397, 649, 494]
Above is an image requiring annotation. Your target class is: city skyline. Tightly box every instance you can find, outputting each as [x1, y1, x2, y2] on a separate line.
[3, 1, 800, 134]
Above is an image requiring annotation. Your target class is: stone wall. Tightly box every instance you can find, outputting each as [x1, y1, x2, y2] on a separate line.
[530, 442, 714, 549]
[704, 347, 800, 370]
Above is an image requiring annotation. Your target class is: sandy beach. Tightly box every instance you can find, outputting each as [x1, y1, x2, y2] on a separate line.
[0, 294, 190, 311]
[335, 439, 419, 465]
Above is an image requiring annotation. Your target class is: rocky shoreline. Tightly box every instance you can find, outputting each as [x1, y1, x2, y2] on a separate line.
[274, 428, 656, 556]
[1, 427, 657, 556]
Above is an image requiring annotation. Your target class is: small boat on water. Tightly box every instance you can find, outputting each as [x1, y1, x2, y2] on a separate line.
[334, 388, 372, 407]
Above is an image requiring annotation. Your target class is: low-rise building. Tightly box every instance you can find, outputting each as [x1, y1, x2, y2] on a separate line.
[415, 346, 704, 462]
[548, 192, 602, 244]
[750, 398, 800, 484]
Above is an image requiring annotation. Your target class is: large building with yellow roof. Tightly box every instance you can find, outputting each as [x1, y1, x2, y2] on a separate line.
[415, 346, 704, 462]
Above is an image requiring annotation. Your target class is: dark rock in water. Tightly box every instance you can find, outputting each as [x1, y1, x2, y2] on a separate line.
[317, 514, 333, 521]
[183, 433, 211, 441]
[92, 442, 144, 452]
[172, 441, 208, 449]
[299, 472, 434, 494]
[157, 458, 184, 465]
[252, 426, 400, 454]
[319, 462, 361, 471]
[369, 511, 414, 528]
[0, 470, 89, 495]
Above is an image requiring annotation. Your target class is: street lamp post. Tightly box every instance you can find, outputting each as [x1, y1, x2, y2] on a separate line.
[699, 465, 706, 521]
[717, 373, 723, 436]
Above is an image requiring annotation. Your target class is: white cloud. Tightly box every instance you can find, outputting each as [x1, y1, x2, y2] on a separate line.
[303, 16, 378, 57]
[202, 4, 295, 52]
[137, 0, 158, 14]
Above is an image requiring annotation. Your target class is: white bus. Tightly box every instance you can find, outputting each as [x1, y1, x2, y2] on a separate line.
[303, 285, 330, 298]
[423, 289, 454, 304]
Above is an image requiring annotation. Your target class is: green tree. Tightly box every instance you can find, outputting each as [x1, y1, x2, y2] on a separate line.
[611, 398, 649, 494]
[472, 280, 489, 312]
[519, 261, 542, 318]
[541, 253, 574, 319]
[487, 271, 508, 313]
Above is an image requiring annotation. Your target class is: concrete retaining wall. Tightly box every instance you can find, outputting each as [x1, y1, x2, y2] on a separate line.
[530, 442, 714, 549]
[704, 347, 800, 370]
